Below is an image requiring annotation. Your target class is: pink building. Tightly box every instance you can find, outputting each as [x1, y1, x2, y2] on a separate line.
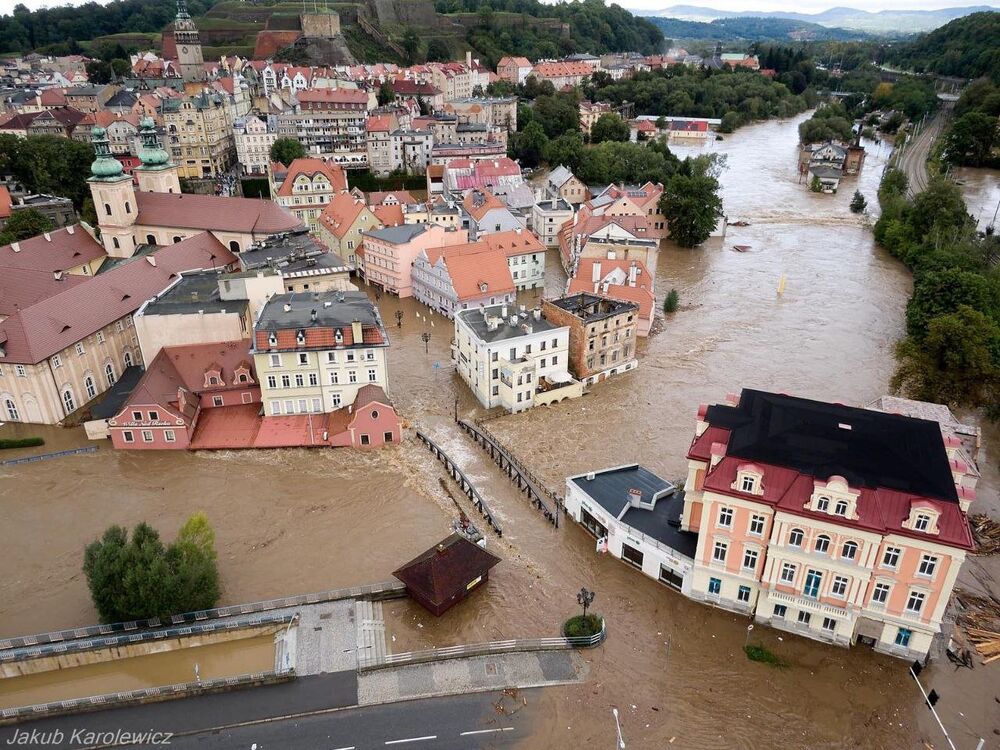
[327, 384, 401, 448]
[108, 341, 258, 450]
[360, 223, 467, 297]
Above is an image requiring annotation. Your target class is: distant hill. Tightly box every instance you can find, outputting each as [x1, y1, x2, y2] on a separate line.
[887, 11, 1000, 80]
[648, 15, 869, 41]
[637, 5, 998, 34]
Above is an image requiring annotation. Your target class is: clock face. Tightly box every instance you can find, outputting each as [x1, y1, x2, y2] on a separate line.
[181, 46, 189, 54]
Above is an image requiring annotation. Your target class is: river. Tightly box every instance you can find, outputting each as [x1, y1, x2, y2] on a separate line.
[0, 111, 997, 748]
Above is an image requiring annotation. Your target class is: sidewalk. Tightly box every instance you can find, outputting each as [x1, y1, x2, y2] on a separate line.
[357, 650, 588, 705]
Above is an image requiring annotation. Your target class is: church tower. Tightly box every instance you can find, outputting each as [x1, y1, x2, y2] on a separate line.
[88, 126, 137, 258]
[174, 0, 204, 83]
[135, 117, 181, 195]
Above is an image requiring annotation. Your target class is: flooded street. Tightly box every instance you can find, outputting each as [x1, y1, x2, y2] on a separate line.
[1, 111, 998, 748]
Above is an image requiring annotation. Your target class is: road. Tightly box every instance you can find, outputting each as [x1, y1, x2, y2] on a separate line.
[895, 112, 947, 195]
[151, 690, 540, 750]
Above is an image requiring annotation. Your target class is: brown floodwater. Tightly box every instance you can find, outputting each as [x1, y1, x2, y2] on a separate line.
[953, 166, 1000, 231]
[0, 633, 275, 709]
[0, 111, 998, 749]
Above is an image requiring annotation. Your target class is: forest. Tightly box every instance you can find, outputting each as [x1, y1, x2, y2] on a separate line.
[886, 11, 1000, 81]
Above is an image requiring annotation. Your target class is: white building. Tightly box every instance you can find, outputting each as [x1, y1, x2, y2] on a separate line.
[531, 196, 573, 247]
[452, 303, 582, 413]
[235, 114, 276, 175]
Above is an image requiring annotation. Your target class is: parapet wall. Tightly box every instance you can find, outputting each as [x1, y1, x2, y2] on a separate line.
[301, 12, 342, 37]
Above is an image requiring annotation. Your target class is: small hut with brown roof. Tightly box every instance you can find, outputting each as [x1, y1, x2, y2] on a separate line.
[393, 534, 501, 616]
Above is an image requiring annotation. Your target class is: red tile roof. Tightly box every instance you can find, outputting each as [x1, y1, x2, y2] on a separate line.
[274, 158, 348, 197]
[569, 258, 655, 322]
[367, 190, 416, 206]
[366, 115, 394, 133]
[0, 233, 235, 364]
[531, 61, 592, 79]
[296, 88, 369, 106]
[391, 80, 440, 97]
[371, 203, 404, 227]
[134, 192, 303, 235]
[319, 193, 369, 240]
[461, 189, 505, 222]
[0, 267, 89, 317]
[0, 224, 105, 274]
[471, 228, 543, 257]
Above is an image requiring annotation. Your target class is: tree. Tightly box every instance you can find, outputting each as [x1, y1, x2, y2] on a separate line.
[85, 59, 113, 84]
[2, 134, 94, 208]
[425, 39, 451, 63]
[944, 112, 999, 168]
[0, 208, 53, 245]
[849, 190, 867, 214]
[377, 81, 394, 107]
[660, 156, 724, 248]
[270, 137, 305, 166]
[531, 94, 580, 139]
[590, 113, 630, 144]
[110, 58, 130, 77]
[508, 120, 548, 168]
[809, 175, 822, 193]
[544, 132, 585, 172]
[401, 28, 420, 65]
[663, 288, 679, 313]
[83, 514, 221, 623]
[905, 267, 994, 339]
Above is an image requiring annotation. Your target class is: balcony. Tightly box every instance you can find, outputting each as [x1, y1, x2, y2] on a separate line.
[533, 374, 583, 407]
[767, 589, 854, 618]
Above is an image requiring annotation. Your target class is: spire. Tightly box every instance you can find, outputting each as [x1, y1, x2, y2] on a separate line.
[176, 0, 191, 20]
[137, 117, 171, 169]
[89, 127, 125, 180]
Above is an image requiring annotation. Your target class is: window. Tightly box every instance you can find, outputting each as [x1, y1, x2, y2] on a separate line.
[712, 541, 727, 563]
[164, 430, 176, 443]
[749, 515, 765, 536]
[733, 585, 749, 604]
[384, 431, 394, 443]
[895, 628, 912, 648]
[368, 368, 377, 382]
[270, 354, 282, 367]
[281, 375, 291, 388]
[295, 374, 304, 387]
[85, 376, 96, 399]
[312, 398, 321, 412]
[918, 554, 937, 577]
[62, 388, 76, 414]
[15, 364, 26, 377]
[346, 352, 356, 362]
[309, 373, 318, 386]
[104, 202, 111, 216]
[717, 507, 733, 528]
[298, 353, 309, 365]
[621, 543, 643, 569]
[349, 371, 357, 383]
[803, 570, 822, 599]
[882, 546, 901, 569]
[267, 376, 277, 389]
[76, 343, 85, 356]
[331, 393, 342, 407]
[141, 430, 153, 443]
[213, 396, 224, 407]
[742, 548, 758, 571]
[97, 331, 105, 344]
[326, 352, 337, 364]
[816, 496, 829, 512]
[798, 611, 811, 625]
[789, 528, 804, 547]
[52, 354, 62, 369]
[905, 590, 925, 614]
[822, 617, 837, 632]
[872, 582, 891, 605]
[834, 501, 848, 517]
[360, 433, 371, 446]
[780, 562, 796, 584]
[5, 399, 18, 421]
[815, 535, 831, 554]
[123, 430, 134, 443]
[831, 576, 848, 598]
[914, 514, 930, 532]
[741, 475, 756, 493]
[707, 577, 721, 595]
[208, 375, 219, 386]
[270, 401, 281, 415]
[773, 604, 787, 619]
[841, 541, 858, 561]
[329, 372, 339, 385]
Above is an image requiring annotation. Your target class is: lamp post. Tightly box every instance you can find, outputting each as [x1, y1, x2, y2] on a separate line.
[577, 587, 595, 618]
[421, 332, 431, 353]
[395, 309, 403, 328]
[611, 707, 625, 749]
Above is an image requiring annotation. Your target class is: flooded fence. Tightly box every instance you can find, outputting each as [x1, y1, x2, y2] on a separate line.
[358, 619, 607, 672]
[416, 430, 502, 537]
[457, 419, 559, 528]
[0, 446, 99, 466]
[0, 580, 406, 652]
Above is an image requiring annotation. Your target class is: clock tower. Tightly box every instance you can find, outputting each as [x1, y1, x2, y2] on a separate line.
[173, 0, 204, 83]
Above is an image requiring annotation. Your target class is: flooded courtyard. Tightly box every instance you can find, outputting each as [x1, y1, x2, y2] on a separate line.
[0, 111, 998, 748]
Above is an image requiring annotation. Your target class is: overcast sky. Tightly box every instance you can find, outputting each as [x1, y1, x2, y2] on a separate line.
[5, 0, 998, 14]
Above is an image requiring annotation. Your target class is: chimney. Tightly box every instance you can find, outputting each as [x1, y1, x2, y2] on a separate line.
[695, 403, 710, 437]
[591, 261, 601, 283]
[53, 270, 63, 281]
[283, 303, 292, 312]
[11, 242, 20, 253]
[66, 225, 75, 234]
[628, 261, 637, 286]
[710, 441, 726, 469]
[146, 256, 156, 267]
[351, 318, 363, 342]
[310, 308, 318, 323]
[465, 50, 472, 68]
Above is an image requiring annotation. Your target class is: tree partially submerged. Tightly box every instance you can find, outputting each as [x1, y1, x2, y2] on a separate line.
[659, 154, 725, 248]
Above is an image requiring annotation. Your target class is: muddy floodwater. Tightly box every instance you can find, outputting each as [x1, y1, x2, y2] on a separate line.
[0, 634, 275, 709]
[0, 111, 997, 748]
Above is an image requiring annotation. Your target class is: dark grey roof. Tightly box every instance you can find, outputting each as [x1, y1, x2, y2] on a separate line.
[548, 292, 638, 322]
[89, 365, 145, 419]
[364, 224, 428, 244]
[257, 290, 381, 330]
[456, 304, 560, 345]
[239, 229, 347, 273]
[105, 89, 138, 107]
[809, 165, 843, 179]
[143, 271, 246, 316]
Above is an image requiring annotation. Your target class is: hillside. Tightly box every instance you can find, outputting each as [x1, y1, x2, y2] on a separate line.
[648, 15, 868, 42]
[639, 5, 997, 34]
[886, 11, 1000, 80]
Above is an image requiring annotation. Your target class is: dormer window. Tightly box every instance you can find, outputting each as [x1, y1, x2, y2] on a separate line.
[816, 496, 830, 512]
[834, 501, 848, 517]
[741, 476, 755, 492]
[268, 332, 277, 347]
[296, 329, 306, 345]
[914, 514, 930, 532]
[809, 476, 859, 519]
[209, 376, 219, 385]
[733, 463, 763, 495]
[335, 328, 344, 343]
[904, 502, 941, 535]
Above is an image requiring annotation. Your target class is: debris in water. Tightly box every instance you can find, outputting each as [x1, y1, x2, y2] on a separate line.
[732, 244, 751, 252]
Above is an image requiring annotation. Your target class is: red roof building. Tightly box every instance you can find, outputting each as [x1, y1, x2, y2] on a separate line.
[393, 534, 501, 615]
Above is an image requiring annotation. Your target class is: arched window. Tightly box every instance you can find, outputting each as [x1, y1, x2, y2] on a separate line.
[229, 240, 240, 253]
[842, 541, 858, 560]
[816, 496, 830, 512]
[112, 237, 120, 249]
[85, 376, 96, 399]
[208, 376, 219, 385]
[815, 535, 831, 554]
[104, 203, 112, 216]
[146, 234, 156, 245]
[62, 388, 76, 414]
[789, 528, 804, 547]
[5, 398, 19, 421]
[238, 373, 248, 383]
[834, 500, 848, 516]
[124, 201, 131, 215]
[123, 351, 133, 368]
[173, 236, 182, 243]
[105, 363, 116, 386]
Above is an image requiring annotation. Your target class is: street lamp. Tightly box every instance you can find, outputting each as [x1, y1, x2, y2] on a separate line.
[421, 332, 431, 353]
[577, 587, 595, 618]
[395, 309, 403, 328]
[611, 707, 625, 749]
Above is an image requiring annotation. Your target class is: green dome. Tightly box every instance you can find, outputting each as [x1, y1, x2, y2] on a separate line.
[89, 127, 125, 179]
[138, 117, 170, 167]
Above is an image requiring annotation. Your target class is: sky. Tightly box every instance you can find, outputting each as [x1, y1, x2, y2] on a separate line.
[4, 0, 998, 13]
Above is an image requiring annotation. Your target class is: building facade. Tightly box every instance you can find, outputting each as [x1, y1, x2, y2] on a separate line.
[360, 223, 467, 297]
[161, 92, 234, 178]
[235, 114, 276, 175]
[541, 293, 639, 384]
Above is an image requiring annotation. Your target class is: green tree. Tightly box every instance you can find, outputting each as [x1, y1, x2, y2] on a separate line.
[663, 288, 679, 313]
[849, 190, 867, 214]
[83, 515, 222, 623]
[590, 112, 630, 144]
[905, 267, 994, 339]
[270, 137, 305, 166]
[544, 132, 585, 172]
[110, 58, 130, 77]
[3, 135, 94, 208]
[0, 208, 53, 245]
[508, 120, 548, 168]
[660, 155, 724, 248]
[85, 59, 113, 84]
[401, 28, 421, 65]
[425, 38, 451, 62]
[943, 112, 999, 168]
[377, 81, 394, 107]
[532, 94, 580, 139]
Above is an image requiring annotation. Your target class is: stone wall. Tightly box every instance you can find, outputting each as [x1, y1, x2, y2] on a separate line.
[301, 12, 342, 38]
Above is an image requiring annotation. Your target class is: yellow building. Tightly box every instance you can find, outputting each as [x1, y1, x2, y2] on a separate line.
[160, 91, 234, 179]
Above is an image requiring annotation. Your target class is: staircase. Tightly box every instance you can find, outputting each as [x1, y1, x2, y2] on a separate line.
[355, 598, 388, 668]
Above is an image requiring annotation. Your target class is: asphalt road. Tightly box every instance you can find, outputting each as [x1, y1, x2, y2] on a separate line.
[167, 689, 540, 750]
[896, 112, 947, 195]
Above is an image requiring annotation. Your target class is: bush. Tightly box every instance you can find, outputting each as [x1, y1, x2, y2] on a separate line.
[663, 288, 679, 313]
[563, 614, 603, 640]
[0, 437, 45, 450]
[745, 644, 786, 667]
